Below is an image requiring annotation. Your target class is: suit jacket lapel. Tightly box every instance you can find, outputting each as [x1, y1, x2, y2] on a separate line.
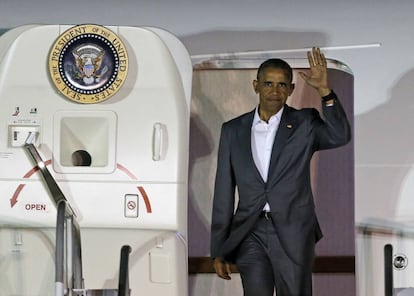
[268, 106, 296, 179]
[238, 110, 264, 183]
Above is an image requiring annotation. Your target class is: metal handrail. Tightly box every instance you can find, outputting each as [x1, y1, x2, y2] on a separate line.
[56, 201, 65, 295]
[63, 206, 84, 295]
[118, 245, 132, 296]
[24, 143, 73, 213]
[71, 216, 83, 290]
[24, 142, 83, 295]
[25, 138, 130, 295]
[384, 244, 393, 296]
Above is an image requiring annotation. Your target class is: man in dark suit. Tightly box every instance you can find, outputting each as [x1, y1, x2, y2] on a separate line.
[210, 47, 351, 296]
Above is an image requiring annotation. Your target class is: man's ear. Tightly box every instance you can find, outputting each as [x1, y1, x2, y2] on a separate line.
[289, 83, 295, 95]
[253, 80, 258, 93]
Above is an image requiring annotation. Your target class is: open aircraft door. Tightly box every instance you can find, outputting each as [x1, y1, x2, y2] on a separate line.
[0, 24, 191, 296]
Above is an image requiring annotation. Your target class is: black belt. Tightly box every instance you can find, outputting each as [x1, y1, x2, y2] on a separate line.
[260, 211, 272, 220]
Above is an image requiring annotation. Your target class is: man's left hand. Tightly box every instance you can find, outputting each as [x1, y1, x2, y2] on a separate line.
[298, 47, 330, 97]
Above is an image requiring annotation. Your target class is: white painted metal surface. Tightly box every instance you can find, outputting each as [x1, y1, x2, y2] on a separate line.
[0, 24, 191, 296]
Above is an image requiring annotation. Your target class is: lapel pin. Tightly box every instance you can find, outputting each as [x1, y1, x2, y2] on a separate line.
[287, 124, 293, 129]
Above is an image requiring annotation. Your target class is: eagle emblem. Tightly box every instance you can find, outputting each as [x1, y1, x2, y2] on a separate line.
[71, 43, 108, 85]
[49, 24, 128, 103]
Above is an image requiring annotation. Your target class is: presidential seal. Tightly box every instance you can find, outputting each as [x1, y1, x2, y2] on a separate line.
[49, 24, 128, 104]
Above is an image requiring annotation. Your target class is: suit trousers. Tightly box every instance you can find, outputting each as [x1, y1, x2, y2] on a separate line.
[234, 214, 313, 296]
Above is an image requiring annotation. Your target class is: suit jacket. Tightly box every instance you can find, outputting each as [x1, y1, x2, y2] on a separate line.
[210, 94, 351, 265]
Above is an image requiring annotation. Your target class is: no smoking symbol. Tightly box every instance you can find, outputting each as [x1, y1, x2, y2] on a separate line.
[127, 200, 136, 210]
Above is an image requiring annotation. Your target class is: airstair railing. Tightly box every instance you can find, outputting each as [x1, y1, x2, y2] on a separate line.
[357, 219, 414, 296]
[384, 244, 393, 296]
[24, 141, 83, 296]
[118, 245, 132, 296]
[24, 135, 132, 296]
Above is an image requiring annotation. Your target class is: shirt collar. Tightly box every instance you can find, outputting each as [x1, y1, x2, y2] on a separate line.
[253, 105, 284, 126]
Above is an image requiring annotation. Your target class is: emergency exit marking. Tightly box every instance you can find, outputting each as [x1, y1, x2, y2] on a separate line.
[25, 203, 47, 211]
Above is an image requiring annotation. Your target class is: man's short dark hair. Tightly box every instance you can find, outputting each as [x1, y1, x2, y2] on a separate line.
[257, 58, 293, 82]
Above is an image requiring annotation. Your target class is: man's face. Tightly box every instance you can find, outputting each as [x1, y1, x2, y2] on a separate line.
[253, 68, 294, 116]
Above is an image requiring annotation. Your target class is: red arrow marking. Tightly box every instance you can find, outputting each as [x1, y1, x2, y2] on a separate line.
[10, 161, 153, 214]
[116, 163, 138, 180]
[116, 163, 152, 213]
[137, 186, 152, 213]
[10, 159, 52, 208]
[10, 184, 25, 207]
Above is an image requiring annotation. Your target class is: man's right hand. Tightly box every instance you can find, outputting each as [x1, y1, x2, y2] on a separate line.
[213, 257, 232, 280]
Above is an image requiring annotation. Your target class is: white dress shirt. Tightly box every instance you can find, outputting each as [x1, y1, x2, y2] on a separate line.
[251, 106, 284, 212]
